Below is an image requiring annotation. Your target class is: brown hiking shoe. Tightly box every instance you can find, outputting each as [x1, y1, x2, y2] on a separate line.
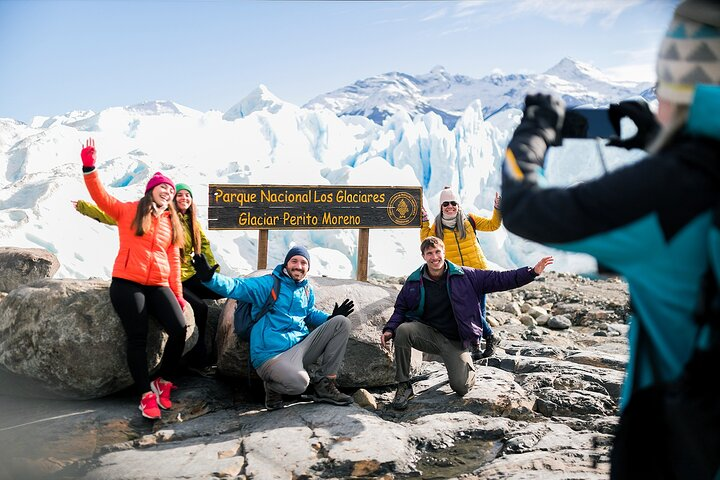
[264, 382, 283, 410]
[391, 381, 414, 410]
[471, 342, 483, 361]
[310, 377, 352, 406]
[482, 334, 501, 358]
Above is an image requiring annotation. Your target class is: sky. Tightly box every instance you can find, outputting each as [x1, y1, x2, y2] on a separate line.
[0, 0, 677, 124]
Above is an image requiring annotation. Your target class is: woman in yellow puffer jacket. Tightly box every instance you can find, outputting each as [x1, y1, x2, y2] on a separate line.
[420, 187, 502, 359]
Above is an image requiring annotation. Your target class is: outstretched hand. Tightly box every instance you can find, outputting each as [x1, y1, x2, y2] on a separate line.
[494, 192, 501, 210]
[330, 298, 354, 318]
[192, 253, 219, 282]
[606, 100, 659, 151]
[81, 138, 96, 168]
[421, 205, 429, 222]
[533, 256, 554, 275]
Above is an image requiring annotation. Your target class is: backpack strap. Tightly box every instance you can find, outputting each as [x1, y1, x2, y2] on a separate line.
[255, 275, 281, 322]
[468, 215, 476, 231]
[245, 275, 281, 386]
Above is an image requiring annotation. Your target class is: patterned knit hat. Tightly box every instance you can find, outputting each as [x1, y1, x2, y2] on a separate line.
[656, 0, 720, 104]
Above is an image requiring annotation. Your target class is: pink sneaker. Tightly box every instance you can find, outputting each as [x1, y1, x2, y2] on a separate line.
[150, 377, 176, 410]
[139, 391, 161, 419]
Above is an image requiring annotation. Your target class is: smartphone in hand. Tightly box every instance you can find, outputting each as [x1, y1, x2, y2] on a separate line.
[562, 107, 614, 139]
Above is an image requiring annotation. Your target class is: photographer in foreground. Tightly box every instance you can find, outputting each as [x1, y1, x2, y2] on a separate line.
[500, 1, 720, 478]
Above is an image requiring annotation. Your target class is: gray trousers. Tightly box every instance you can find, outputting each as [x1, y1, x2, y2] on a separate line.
[394, 321, 476, 395]
[256, 315, 351, 395]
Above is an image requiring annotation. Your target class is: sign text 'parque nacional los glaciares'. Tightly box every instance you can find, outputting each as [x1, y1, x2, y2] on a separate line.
[208, 185, 422, 230]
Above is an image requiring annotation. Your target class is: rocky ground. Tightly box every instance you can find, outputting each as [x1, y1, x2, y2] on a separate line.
[0, 271, 630, 480]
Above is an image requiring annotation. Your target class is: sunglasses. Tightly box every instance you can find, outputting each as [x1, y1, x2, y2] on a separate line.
[442, 201, 457, 207]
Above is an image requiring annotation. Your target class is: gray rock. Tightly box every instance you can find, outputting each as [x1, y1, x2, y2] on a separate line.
[0, 269, 633, 480]
[519, 314, 536, 327]
[498, 301, 522, 316]
[547, 315, 572, 330]
[83, 403, 417, 480]
[0, 279, 196, 399]
[0, 247, 60, 293]
[527, 305, 549, 318]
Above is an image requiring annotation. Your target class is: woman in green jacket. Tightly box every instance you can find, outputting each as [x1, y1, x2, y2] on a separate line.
[173, 183, 222, 372]
[74, 182, 222, 373]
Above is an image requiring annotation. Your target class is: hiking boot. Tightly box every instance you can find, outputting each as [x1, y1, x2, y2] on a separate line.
[264, 382, 284, 410]
[309, 377, 353, 406]
[150, 377, 176, 410]
[139, 391, 161, 420]
[391, 381, 414, 410]
[471, 342, 483, 362]
[482, 334, 501, 358]
[187, 365, 217, 378]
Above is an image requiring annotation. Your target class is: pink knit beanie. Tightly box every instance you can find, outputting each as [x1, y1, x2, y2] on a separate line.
[145, 172, 175, 193]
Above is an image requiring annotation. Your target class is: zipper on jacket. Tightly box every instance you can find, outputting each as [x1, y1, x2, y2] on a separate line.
[144, 216, 159, 285]
[453, 229, 465, 265]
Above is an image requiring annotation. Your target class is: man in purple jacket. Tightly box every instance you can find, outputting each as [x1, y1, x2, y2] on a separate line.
[380, 236, 553, 409]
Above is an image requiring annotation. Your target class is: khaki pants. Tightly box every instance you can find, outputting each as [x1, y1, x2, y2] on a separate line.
[256, 315, 350, 395]
[393, 321, 476, 396]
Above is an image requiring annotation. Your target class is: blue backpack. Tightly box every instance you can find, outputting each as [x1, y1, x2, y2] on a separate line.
[233, 275, 281, 341]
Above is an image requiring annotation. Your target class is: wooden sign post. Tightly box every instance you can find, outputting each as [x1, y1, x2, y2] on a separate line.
[208, 185, 422, 281]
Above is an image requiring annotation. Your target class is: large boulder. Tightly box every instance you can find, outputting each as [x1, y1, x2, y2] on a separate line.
[215, 272, 421, 387]
[0, 247, 60, 293]
[0, 279, 196, 399]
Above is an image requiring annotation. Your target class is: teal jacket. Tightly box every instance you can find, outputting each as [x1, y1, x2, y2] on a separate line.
[502, 85, 720, 409]
[203, 264, 329, 368]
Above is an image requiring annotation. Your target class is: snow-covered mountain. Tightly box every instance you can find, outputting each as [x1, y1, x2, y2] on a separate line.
[304, 58, 655, 128]
[0, 60, 647, 281]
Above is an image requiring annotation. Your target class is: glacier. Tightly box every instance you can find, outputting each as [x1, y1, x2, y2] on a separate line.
[0, 61, 649, 280]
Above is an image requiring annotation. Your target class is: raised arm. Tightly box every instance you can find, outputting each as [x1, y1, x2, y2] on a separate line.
[420, 206, 434, 240]
[80, 138, 124, 220]
[74, 199, 117, 226]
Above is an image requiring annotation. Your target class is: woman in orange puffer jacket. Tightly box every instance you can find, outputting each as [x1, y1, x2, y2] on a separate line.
[420, 187, 502, 359]
[80, 138, 186, 421]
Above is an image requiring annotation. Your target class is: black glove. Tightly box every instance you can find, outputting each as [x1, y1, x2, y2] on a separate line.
[522, 93, 566, 147]
[606, 100, 659, 150]
[192, 253, 219, 282]
[329, 298, 354, 318]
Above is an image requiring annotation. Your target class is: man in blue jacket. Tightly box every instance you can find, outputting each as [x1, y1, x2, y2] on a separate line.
[193, 246, 354, 410]
[380, 236, 553, 409]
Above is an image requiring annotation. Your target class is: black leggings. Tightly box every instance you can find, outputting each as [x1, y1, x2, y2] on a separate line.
[110, 278, 186, 394]
[182, 274, 223, 367]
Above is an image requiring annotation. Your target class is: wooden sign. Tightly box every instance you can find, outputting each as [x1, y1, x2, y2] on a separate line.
[208, 185, 422, 230]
